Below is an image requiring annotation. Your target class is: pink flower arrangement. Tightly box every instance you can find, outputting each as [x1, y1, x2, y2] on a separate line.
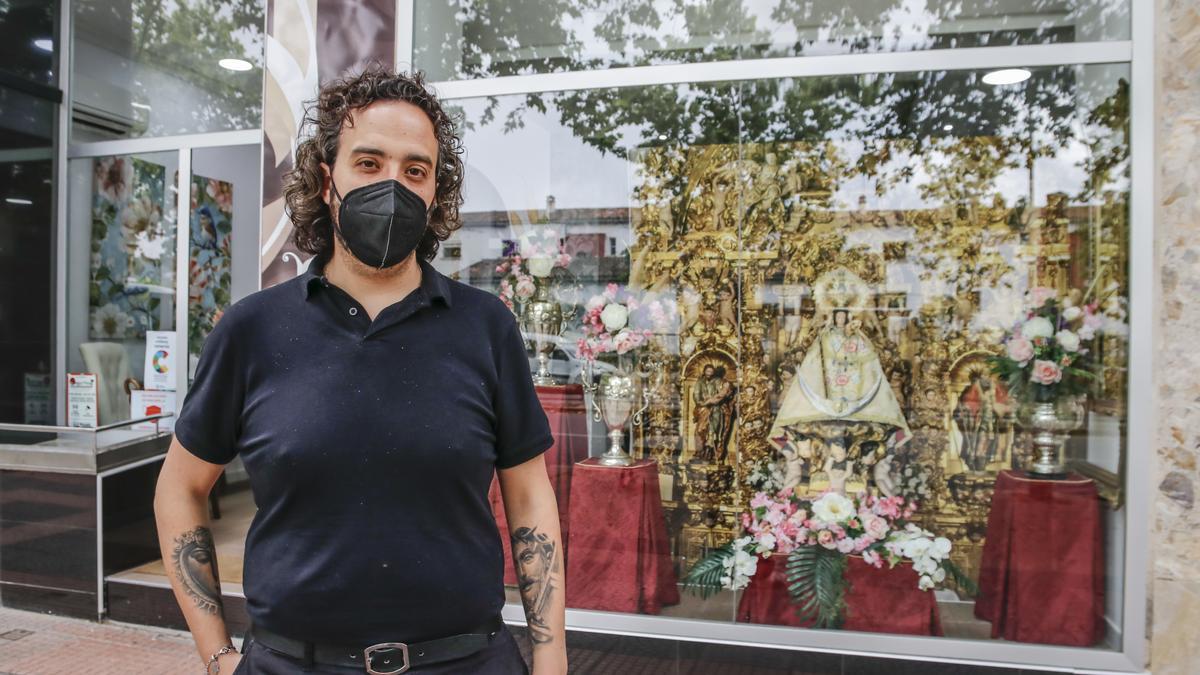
[722, 487, 954, 592]
[495, 236, 572, 314]
[575, 284, 676, 363]
[989, 287, 1103, 402]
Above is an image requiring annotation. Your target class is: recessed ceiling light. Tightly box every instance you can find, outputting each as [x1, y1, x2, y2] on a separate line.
[942, 124, 953, 131]
[982, 68, 1031, 86]
[658, 134, 668, 141]
[6, 197, 33, 206]
[33, 38, 52, 52]
[218, 58, 253, 72]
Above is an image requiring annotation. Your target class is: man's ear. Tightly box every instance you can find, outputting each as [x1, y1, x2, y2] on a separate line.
[320, 162, 332, 207]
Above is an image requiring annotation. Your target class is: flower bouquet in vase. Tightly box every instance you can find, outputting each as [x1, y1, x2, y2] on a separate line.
[683, 489, 975, 629]
[496, 229, 574, 384]
[988, 286, 1104, 476]
[575, 284, 673, 466]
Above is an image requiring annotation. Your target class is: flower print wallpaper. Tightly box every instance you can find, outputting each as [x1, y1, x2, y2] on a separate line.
[188, 175, 233, 360]
[88, 156, 171, 339]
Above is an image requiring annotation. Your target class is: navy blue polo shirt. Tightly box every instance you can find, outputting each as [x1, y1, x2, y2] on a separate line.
[173, 256, 553, 645]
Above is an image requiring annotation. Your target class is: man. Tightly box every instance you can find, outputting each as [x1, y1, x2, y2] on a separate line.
[154, 66, 567, 674]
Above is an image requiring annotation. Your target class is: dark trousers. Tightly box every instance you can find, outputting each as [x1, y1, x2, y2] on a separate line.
[232, 626, 529, 674]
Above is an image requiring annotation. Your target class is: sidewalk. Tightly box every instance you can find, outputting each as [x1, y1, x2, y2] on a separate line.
[0, 607, 205, 675]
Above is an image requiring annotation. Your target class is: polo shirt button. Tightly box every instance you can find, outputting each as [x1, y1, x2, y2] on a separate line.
[349, 307, 358, 316]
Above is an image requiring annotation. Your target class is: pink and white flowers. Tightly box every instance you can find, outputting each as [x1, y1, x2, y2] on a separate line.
[495, 234, 572, 313]
[990, 286, 1110, 402]
[575, 284, 676, 363]
[722, 487, 955, 594]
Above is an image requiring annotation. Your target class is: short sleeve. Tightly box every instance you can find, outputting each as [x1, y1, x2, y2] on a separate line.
[493, 319, 554, 469]
[174, 312, 245, 465]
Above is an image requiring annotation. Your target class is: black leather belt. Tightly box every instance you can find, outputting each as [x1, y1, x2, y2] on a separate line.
[246, 617, 505, 674]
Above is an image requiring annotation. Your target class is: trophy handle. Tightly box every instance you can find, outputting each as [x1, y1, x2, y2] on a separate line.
[590, 397, 604, 423]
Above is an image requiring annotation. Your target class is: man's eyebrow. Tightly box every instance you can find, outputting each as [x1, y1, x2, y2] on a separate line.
[347, 147, 434, 167]
[348, 146, 386, 158]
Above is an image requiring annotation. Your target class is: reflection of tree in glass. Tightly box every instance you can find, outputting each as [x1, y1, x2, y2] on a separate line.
[421, 0, 1128, 79]
[74, 0, 264, 135]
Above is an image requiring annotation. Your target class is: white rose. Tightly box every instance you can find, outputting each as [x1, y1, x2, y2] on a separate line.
[527, 256, 554, 278]
[600, 303, 629, 332]
[1062, 306, 1082, 321]
[1022, 316, 1054, 339]
[811, 493, 855, 524]
[1055, 329, 1080, 352]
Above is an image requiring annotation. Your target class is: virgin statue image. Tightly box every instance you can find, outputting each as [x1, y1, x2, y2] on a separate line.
[692, 364, 736, 464]
[767, 268, 911, 493]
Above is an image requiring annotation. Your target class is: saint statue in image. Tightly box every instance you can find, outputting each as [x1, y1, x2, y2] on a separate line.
[692, 364, 736, 464]
[767, 267, 911, 496]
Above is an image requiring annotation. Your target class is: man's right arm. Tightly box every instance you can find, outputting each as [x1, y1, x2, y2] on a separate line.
[153, 436, 242, 673]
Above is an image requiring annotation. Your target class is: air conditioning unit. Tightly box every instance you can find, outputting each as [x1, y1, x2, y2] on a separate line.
[71, 73, 139, 138]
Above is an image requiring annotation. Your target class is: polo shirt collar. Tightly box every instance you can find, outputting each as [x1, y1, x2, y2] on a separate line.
[301, 254, 453, 307]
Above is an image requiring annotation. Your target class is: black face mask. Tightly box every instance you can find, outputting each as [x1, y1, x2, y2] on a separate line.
[330, 178, 431, 269]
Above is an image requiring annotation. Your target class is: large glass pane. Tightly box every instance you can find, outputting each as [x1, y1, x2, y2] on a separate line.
[414, 0, 1130, 80]
[70, 0, 265, 142]
[445, 61, 1129, 650]
[0, 87, 56, 425]
[66, 151, 179, 427]
[0, 1, 58, 87]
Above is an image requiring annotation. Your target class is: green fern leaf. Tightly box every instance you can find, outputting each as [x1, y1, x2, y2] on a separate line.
[682, 543, 735, 600]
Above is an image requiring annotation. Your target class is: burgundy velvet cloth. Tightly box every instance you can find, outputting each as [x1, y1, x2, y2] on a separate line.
[490, 385, 588, 585]
[975, 470, 1105, 646]
[565, 459, 680, 614]
[738, 555, 943, 635]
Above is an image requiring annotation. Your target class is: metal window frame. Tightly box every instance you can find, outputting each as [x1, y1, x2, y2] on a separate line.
[411, 11, 1154, 675]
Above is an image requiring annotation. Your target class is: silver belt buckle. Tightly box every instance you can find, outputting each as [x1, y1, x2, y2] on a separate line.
[364, 642, 410, 675]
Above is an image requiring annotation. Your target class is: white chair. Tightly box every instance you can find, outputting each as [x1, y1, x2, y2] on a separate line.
[79, 342, 142, 426]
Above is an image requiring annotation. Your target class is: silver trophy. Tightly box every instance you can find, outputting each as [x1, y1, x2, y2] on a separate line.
[521, 278, 563, 385]
[581, 359, 647, 467]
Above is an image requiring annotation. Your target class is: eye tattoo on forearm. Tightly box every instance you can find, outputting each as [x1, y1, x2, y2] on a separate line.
[512, 526, 559, 645]
[172, 527, 224, 615]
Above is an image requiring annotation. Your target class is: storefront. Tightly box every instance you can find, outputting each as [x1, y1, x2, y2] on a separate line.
[0, 0, 1172, 672]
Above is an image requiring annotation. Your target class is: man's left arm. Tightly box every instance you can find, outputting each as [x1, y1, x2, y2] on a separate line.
[498, 455, 567, 675]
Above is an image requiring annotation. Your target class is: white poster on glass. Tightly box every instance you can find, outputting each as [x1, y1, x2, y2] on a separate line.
[143, 330, 176, 391]
[130, 389, 177, 432]
[23, 373, 52, 424]
[67, 373, 99, 429]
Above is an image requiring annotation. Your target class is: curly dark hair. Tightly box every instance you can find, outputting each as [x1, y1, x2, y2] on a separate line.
[283, 65, 464, 262]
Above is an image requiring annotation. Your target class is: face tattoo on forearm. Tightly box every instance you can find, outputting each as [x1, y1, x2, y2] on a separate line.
[512, 526, 559, 644]
[172, 526, 224, 615]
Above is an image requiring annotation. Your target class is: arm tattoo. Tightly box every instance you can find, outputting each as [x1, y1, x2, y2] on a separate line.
[512, 526, 559, 645]
[172, 527, 224, 615]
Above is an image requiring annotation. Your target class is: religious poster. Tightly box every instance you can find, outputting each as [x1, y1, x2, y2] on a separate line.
[143, 330, 176, 391]
[66, 373, 98, 429]
[88, 155, 171, 339]
[188, 175, 233, 360]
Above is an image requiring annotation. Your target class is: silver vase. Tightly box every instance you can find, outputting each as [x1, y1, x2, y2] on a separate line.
[583, 361, 647, 467]
[520, 278, 562, 386]
[1017, 398, 1084, 476]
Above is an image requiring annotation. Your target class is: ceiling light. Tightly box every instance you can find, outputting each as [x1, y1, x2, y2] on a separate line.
[218, 58, 253, 72]
[982, 68, 1031, 86]
[942, 124, 953, 131]
[6, 197, 33, 206]
[33, 38, 52, 52]
[658, 134, 668, 141]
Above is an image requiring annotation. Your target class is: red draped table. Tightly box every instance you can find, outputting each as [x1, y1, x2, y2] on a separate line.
[974, 470, 1104, 646]
[490, 384, 589, 585]
[738, 554, 943, 635]
[565, 458, 680, 614]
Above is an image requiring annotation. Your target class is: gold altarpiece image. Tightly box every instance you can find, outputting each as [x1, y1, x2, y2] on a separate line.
[625, 140, 1129, 586]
